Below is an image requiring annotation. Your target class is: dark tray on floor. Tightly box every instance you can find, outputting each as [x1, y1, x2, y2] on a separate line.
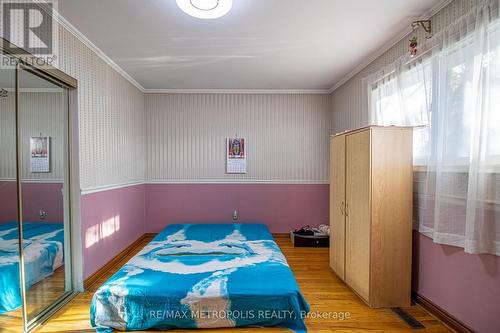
[290, 232, 329, 247]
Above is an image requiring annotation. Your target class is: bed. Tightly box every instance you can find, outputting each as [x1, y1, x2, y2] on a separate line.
[90, 223, 310, 333]
[0, 221, 64, 314]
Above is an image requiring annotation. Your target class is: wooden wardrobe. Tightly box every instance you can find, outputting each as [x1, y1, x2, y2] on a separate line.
[329, 126, 413, 308]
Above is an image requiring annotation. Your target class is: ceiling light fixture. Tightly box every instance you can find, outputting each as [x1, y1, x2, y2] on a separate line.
[176, 0, 232, 19]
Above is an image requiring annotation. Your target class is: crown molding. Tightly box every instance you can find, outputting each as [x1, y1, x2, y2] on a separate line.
[144, 88, 331, 94]
[45, 3, 146, 93]
[328, 0, 454, 94]
[44, 0, 453, 96]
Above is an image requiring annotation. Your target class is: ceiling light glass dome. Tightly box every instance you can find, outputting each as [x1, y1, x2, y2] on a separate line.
[176, 0, 233, 19]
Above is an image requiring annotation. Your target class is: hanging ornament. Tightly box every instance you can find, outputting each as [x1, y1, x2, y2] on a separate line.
[409, 36, 418, 57]
[408, 20, 432, 58]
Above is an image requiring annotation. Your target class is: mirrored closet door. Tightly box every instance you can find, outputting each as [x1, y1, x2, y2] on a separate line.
[0, 48, 76, 333]
[19, 67, 73, 327]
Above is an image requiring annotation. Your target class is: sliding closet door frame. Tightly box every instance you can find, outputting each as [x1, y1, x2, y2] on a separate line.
[2, 37, 81, 332]
[0, 38, 77, 88]
[14, 61, 28, 332]
[17, 64, 79, 333]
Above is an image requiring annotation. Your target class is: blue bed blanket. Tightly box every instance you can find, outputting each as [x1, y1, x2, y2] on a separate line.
[0, 221, 64, 314]
[91, 223, 310, 332]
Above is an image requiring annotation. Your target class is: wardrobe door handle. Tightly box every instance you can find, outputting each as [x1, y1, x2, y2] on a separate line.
[340, 201, 344, 215]
[345, 203, 349, 217]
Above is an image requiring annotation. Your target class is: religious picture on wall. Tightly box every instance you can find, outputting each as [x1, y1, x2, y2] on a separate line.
[227, 137, 246, 174]
[30, 136, 50, 173]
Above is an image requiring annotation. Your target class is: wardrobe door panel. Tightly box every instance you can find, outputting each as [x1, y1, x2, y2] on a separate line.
[370, 128, 412, 307]
[345, 130, 371, 302]
[329, 135, 345, 280]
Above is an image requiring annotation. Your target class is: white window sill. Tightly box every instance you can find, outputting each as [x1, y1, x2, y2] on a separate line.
[413, 165, 500, 173]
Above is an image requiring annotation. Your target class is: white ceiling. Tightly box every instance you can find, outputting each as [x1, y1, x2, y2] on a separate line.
[57, 0, 443, 91]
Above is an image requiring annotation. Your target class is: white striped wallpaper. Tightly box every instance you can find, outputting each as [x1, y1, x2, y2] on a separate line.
[146, 93, 331, 182]
[0, 92, 66, 181]
[55, 28, 146, 191]
[330, 0, 476, 134]
[1, 2, 146, 191]
[0, 92, 16, 180]
[2, 3, 335, 191]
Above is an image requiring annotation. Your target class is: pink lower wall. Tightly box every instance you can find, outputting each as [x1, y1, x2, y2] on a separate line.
[412, 232, 500, 333]
[81, 184, 145, 278]
[0, 181, 17, 223]
[0, 181, 64, 223]
[145, 184, 330, 233]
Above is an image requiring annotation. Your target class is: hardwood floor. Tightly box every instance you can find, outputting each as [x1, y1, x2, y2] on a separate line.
[0, 266, 66, 333]
[0, 306, 23, 333]
[35, 235, 452, 333]
[26, 266, 67, 321]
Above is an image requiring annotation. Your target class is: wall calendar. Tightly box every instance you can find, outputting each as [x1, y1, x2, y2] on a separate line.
[226, 137, 246, 174]
[30, 136, 51, 173]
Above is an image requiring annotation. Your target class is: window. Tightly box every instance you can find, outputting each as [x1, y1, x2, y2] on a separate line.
[369, 60, 432, 165]
[365, 0, 500, 256]
[369, 25, 500, 170]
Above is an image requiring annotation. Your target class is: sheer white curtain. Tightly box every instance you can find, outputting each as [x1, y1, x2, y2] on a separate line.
[368, 59, 433, 165]
[366, 0, 500, 255]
